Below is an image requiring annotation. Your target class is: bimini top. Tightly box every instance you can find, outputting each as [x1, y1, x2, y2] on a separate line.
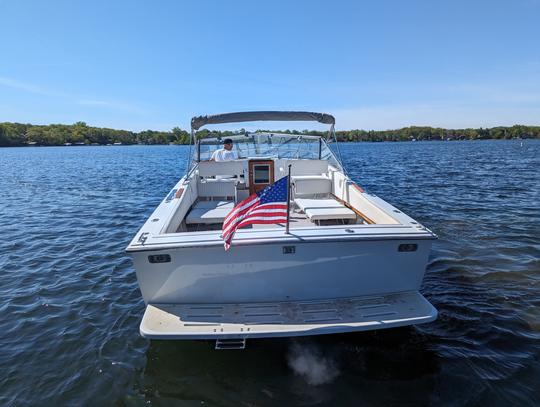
[191, 111, 335, 131]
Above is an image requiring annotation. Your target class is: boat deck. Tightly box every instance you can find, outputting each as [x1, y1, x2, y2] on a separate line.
[181, 198, 361, 233]
[139, 291, 437, 340]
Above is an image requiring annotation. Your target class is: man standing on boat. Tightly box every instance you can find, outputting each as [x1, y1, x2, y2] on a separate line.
[210, 138, 238, 161]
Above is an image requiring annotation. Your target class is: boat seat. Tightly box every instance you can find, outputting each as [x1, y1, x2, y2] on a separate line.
[198, 161, 244, 178]
[294, 198, 356, 221]
[186, 200, 235, 224]
[292, 175, 332, 197]
[197, 178, 238, 198]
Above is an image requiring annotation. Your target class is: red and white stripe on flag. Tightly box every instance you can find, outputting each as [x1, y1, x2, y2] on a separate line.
[221, 176, 289, 250]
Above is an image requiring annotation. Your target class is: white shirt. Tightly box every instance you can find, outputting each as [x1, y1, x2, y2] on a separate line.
[211, 148, 238, 162]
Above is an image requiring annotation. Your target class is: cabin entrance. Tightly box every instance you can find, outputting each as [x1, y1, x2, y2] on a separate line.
[248, 160, 274, 195]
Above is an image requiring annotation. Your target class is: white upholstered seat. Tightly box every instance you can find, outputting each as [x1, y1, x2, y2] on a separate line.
[292, 176, 332, 197]
[197, 178, 237, 198]
[186, 201, 234, 224]
[295, 198, 356, 221]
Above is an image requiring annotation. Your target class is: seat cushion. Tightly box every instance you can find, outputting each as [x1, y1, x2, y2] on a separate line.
[295, 198, 356, 221]
[186, 201, 235, 224]
[293, 176, 331, 196]
[198, 179, 237, 198]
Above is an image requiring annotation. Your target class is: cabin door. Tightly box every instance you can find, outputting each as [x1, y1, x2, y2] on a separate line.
[248, 160, 274, 195]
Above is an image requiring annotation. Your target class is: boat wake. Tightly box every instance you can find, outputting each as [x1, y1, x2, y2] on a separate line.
[287, 341, 340, 385]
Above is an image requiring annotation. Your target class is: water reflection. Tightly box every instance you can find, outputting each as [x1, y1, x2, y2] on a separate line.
[137, 327, 441, 405]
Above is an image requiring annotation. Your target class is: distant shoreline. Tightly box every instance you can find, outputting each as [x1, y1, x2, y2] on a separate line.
[1, 121, 539, 147]
[2, 138, 535, 148]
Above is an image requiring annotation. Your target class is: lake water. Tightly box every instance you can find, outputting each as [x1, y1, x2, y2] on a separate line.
[1, 140, 539, 406]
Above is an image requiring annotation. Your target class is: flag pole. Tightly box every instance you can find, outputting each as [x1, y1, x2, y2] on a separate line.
[285, 164, 292, 234]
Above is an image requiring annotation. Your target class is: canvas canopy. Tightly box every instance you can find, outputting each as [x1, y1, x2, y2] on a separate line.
[191, 111, 335, 130]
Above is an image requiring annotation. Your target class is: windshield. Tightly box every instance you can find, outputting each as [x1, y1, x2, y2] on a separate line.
[196, 132, 342, 170]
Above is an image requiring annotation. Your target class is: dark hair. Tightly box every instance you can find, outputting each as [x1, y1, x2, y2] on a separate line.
[223, 138, 233, 145]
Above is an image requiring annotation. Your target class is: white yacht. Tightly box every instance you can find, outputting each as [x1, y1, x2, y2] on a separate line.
[127, 111, 437, 349]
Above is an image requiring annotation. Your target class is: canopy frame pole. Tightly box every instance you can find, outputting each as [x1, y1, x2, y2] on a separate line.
[184, 128, 195, 177]
[330, 124, 347, 175]
[285, 164, 292, 234]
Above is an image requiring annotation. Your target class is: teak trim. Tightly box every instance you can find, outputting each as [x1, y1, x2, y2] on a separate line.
[331, 194, 375, 225]
[248, 160, 275, 195]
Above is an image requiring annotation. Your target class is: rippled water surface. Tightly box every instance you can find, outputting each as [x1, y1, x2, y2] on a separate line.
[1, 141, 539, 406]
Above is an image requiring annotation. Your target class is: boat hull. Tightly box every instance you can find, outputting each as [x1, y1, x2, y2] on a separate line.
[130, 238, 433, 305]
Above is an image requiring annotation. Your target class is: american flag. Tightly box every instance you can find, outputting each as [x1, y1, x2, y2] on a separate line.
[222, 176, 289, 250]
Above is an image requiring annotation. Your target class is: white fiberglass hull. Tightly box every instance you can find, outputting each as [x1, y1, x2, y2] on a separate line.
[130, 238, 433, 305]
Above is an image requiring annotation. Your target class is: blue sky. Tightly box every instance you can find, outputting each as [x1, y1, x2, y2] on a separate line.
[1, 0, 539, 131]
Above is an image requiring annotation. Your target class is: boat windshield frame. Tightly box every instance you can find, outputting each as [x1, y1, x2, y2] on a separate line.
[193, 132, 343, 171]
[185, 111, 345, 175]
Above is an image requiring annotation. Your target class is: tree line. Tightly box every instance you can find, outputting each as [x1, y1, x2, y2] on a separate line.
[0, 121, 538, 147]
[0, 122, 192, 147]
